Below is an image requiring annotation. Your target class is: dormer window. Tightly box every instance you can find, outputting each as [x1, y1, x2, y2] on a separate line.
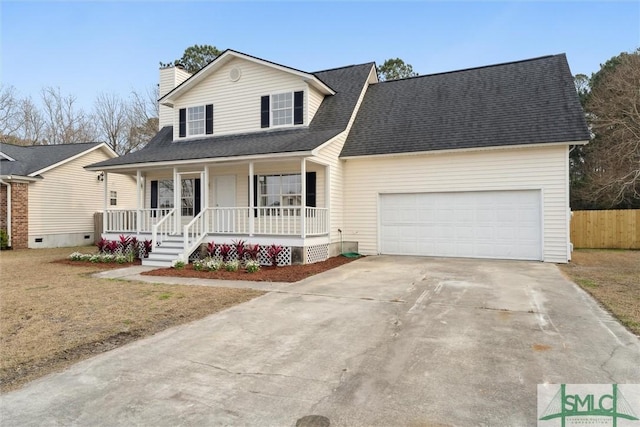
[261, 91, 304, 128]
[179, 104, 213, 138]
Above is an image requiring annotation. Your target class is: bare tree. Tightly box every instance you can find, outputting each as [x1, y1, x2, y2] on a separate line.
[126, 85, 159, 153]
[0, 85, 22, 138]
[576, 50, 640, 208]
[94, 92, 130, 154]
[20, 97, 45, 145]
[40, 86, 96, 144]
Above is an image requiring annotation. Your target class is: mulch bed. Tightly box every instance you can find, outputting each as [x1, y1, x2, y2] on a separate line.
[142, 255, 360, 283]
[53, 259, 142, 269]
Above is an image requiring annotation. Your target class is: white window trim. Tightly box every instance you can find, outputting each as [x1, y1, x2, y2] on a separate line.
[258, 173, 302, 209]
[187, 106, 205, 137]
[270, 92, 294, 128]
[109, 190, 117, 206]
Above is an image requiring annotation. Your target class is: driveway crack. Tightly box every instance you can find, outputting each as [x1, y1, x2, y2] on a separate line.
[185, 359, 333, 384]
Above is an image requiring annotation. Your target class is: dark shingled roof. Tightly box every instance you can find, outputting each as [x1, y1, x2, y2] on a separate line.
[90, 62, 375, 168]
[341, 54, 590, 157]
[0, 142, 103, 176]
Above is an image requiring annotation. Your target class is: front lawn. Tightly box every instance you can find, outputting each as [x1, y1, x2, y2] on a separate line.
[0, 247, 264, 392]
[560, 249, 640, 336]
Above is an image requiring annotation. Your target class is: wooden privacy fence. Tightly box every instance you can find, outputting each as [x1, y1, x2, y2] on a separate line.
[94, 212, 103, 245]
[571, 209, 639, 249]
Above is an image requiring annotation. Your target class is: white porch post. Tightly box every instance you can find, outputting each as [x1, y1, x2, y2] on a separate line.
[249, 161, 255, 236]
[203, 166, 209, 233]
[325, 164, 331, 236]
[136, 169, 141, 235]
[103, 172, 108, 233]
[173, 168, 179, 234]
[301, 158, 306, 238]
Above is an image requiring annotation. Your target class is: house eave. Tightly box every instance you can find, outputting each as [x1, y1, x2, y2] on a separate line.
[340, 140, 590, 160]
[0, 175, 42, 183]
[159, 50, 335, 107]
[85, 150, 314, 173]
[28, 143, 116, 177]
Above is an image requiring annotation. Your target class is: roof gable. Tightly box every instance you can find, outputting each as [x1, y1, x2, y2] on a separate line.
[0, 142, 111, 177]
[88, 62, 375, 170]
[341, 54, 590, 157]
[160, 49, 335, 107]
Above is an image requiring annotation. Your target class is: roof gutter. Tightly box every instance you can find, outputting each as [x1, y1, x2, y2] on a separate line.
[0, 175, 41, 182]
[85, 150, 314, 172]
[341, 140, 590, 160]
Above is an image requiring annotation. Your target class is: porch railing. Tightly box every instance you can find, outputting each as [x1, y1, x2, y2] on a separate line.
[183, 209, 208, 260]
[105, 207, 329, 246]
[206, 207, 329, 236]
[151, 208, 177, 247]
[104, 209, 173, 233]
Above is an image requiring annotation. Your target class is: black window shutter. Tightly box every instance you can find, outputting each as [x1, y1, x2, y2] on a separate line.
[294, 91, 304, 125]
[179, 108, 186, 137]
[194, 179, 201, 215]
[260, 96, 270, 128]
[150, 180, 158, 217]
[249, 175, 259, 217]
[205, 105, 213, 134]
[305, 172, 316, 207]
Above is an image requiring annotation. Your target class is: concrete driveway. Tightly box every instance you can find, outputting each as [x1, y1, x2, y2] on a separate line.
[1, 256, 639, 426]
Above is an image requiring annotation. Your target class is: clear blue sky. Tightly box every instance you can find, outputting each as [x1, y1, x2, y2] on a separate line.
[2, 1, 639, 111]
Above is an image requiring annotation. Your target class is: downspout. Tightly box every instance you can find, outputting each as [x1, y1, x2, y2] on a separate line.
[0, 179, 12, 247]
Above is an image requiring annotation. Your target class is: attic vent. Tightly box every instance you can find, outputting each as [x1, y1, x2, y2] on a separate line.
[229, 67, 242, 82]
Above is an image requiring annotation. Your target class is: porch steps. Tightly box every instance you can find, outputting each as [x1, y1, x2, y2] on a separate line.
[143, 235, 184, 268]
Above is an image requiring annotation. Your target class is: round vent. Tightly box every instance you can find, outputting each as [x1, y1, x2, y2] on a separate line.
[229, 67, 242, 82]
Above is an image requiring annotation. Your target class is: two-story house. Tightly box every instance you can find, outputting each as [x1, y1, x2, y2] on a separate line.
[88, 49, 589, 267]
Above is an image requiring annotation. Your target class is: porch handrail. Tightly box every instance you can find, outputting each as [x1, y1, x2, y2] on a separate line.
[305, 207, 329, 236]
[183, 209, 208, 260]
[151, 208, 177, 247]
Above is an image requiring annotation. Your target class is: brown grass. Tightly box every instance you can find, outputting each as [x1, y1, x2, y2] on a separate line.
[0, 247, 264, 392]
[559, 250, 640, 336]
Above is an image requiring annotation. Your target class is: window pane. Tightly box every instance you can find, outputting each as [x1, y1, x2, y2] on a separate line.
[271, 92, 293, 126]
[187, 106, 205, 136]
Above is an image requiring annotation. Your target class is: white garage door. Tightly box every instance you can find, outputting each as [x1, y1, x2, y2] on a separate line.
[380, 190, 542, 260]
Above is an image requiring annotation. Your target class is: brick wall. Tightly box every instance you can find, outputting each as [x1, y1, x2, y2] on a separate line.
[10, 183, 29, 249]
[0, 185, 6, 233]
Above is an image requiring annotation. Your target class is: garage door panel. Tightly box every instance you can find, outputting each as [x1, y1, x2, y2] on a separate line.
[380, 190, 541, 261]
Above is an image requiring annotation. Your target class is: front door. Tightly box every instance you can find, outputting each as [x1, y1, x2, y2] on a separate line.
[215, 175, 236, 207]
[214, 175, 236, 232]
[180, 177, 201, 226]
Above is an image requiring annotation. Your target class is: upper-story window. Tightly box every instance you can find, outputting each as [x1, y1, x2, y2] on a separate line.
[187, 106, 205, 136]
[261, 91, 304, 129]
[179, 104, 213, 138]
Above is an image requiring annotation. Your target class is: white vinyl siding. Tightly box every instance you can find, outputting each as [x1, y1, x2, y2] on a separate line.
[315, 65, 377, 244]
[171, 58, 314, 139]
[27, 148, 137, 242]
[143, 162, 325, 211]
[343, 145, 571, 263]
[307, 87, 324, 124]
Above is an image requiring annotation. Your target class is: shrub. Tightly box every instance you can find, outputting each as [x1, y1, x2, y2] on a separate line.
[206, 241, 216, 257]
[89, 254, 101, 263]
[267, 244, 283, 267]
[193, 259, 205, 271]
[219, 244, 232, 262]
[245, 244, 260, 261]
[0, 229, 8, 249]
[233, 240, 246, 262]
[205, 258, 223, 271]
[172, 260, 185, 269]
[225, 260, 240, 272]
[69, 252, 84, 261]
[114, 254, 127, 264]
[96, 238, 108, 253]
[245, 260, 260, 273]
[140, 239, 152, 259]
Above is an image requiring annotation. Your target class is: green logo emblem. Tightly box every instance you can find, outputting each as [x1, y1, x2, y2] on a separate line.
[539, 384, 639, 427]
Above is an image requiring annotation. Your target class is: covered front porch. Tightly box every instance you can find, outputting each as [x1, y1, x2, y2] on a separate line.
[99, 156, 331, 265]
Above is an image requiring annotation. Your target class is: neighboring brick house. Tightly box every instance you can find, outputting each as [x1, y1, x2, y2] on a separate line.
[0, 142, 136, 249]
[88, 49, 589, 266]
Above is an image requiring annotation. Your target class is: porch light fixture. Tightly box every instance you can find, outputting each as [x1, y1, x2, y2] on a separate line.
[97, 172, 104, 182]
